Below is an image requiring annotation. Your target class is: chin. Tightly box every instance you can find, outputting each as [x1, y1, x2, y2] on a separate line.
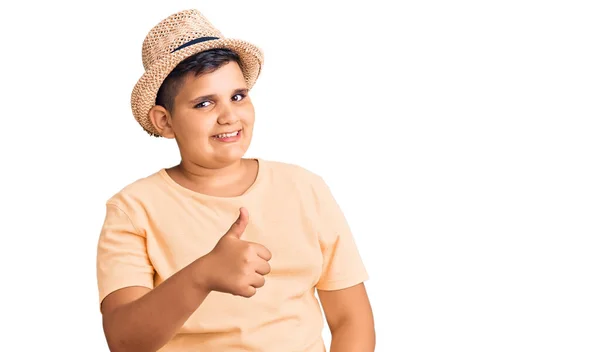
[216, 149, 247, 164]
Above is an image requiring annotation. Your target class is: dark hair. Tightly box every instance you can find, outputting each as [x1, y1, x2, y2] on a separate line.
[155, 48, 242, 112]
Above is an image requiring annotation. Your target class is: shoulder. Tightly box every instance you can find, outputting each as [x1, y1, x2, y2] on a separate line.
[260, 158, 325, 186]
[104, 170, 165, 211]
[258, 158, 333, 203]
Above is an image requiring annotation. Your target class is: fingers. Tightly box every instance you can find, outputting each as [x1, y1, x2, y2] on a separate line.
[239, 286, 257, 298]
[249, 273, 266, 289]
[224, 207, 249, 239]
[253, 243, 272, 261]
[223, 209, 272, 264]
[254, 259, 271, 276]
[237, 275, 264, 298]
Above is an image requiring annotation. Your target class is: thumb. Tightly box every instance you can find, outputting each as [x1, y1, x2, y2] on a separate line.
[224, 207, 249, 239]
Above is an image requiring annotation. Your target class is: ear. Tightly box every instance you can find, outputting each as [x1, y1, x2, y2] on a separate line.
[148, 105, 175, 138]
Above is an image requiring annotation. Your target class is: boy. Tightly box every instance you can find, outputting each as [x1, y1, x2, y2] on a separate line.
[96, 9, 375, 352]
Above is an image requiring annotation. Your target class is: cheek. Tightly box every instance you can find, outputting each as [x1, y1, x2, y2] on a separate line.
[241, 106, 255, 126]
[176, 117, 213, 137]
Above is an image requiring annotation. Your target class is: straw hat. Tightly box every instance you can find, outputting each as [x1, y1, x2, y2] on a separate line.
[131, 9, 264, 137]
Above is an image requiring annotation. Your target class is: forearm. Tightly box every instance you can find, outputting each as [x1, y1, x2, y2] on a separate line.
[330, 321, 376, 352]
[103, 257, 211, 352]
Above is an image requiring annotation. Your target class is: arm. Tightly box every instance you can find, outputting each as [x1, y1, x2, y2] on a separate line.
[318, 283, 376, 352]
[97, 203, 209, 352]
[98, 205, 269, 352]
[101, 256, 211, 352]
[310, 175, 374, 350]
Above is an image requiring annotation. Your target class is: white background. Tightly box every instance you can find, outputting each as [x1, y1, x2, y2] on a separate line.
[1, 0, 599, 351]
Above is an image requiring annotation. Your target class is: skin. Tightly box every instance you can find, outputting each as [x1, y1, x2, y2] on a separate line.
[100, 61, 375, 351]
[319, 284, 376, 351]
[149, 61, 258, 197]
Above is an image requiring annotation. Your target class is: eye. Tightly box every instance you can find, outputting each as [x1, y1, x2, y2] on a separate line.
[232, 93, 246, 102]
[195, 101, 212, 108]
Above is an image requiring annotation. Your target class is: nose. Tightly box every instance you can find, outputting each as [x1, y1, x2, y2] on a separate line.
[217, 102, 239, 125]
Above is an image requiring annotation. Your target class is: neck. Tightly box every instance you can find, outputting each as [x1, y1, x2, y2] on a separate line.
[168, 158, 252, 195]
[181, 157, 244, 178]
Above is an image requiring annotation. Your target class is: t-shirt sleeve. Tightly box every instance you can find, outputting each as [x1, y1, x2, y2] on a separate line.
[96, 202, 155, 308]
[313, 176, 369, 291]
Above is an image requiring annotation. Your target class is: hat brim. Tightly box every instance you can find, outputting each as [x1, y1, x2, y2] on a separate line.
[131, 38, 264, 137]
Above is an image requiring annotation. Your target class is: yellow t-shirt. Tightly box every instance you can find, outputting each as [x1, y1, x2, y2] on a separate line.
[96, 158, 369, 351]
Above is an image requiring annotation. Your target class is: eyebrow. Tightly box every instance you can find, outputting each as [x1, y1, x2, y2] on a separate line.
[189, 88, 249, 104]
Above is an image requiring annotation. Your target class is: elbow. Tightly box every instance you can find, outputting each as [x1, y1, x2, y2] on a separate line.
[104, 335, 148, 352]
[102, 319, 126, 352]
[103, 327, 156, 352]
[102, 313, 145, 352]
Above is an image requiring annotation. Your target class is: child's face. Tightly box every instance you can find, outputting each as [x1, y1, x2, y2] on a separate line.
[166, 61, 255, 167]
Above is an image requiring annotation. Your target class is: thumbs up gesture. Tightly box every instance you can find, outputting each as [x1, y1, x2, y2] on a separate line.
[201, 207, 272, 297]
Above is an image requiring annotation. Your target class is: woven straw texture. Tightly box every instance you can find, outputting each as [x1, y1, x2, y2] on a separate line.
[131, 9, 264, 137]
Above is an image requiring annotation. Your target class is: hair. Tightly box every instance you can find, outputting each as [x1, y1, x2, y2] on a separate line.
[155, 48, 243, 112]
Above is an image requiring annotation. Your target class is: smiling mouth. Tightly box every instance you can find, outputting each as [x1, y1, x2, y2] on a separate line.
[212, 129, 241, 139]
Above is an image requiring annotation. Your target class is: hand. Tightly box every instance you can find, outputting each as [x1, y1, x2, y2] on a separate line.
[201, 207, 272, 297]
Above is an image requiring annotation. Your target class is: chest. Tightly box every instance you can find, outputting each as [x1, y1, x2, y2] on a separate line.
[144, 198, 324, 289]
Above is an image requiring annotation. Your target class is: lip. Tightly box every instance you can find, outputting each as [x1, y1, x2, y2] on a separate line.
[212, 129, 241, 137]
[211, 129, 242, 143]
